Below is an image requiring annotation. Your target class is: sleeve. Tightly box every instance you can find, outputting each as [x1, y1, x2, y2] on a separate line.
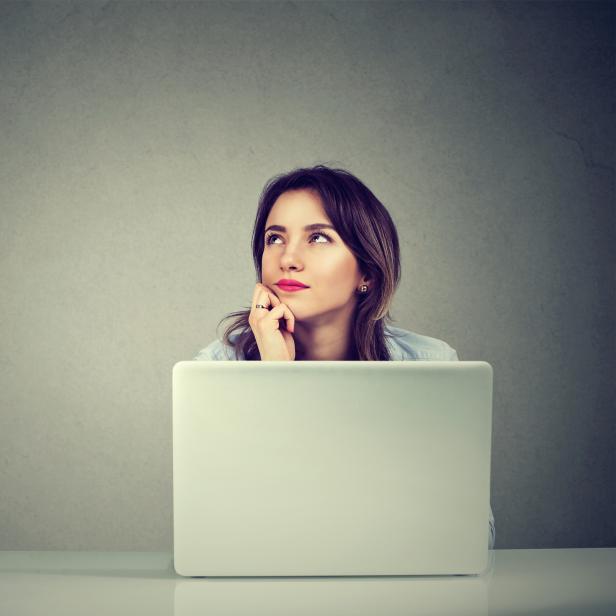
[445, 342, 459, 361]
[193, 340, 222, 361]
[193, 338, 241, 360]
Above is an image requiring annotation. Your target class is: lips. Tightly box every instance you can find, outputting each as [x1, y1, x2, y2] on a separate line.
[276, 279, 309, 288]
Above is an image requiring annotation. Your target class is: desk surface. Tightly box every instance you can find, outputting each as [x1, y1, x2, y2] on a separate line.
[0, 548, 615, 615]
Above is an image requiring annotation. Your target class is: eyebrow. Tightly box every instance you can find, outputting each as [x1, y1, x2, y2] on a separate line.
[264, 223, 336, 234]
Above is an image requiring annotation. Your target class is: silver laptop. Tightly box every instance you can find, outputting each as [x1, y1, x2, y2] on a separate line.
[172, 360, 493, 577]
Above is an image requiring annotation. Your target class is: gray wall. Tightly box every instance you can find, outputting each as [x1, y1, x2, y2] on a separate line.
[0, 1, 613, 550]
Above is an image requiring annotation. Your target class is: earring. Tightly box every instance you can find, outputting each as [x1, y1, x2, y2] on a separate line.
[359, 284, 368, 293]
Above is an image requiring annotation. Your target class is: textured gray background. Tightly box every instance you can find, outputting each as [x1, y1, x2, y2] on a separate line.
[0, 0, 613, 550]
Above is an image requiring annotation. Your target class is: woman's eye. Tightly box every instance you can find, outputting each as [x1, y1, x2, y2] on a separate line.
[265, 232, 331, 245]
[310, 232, 330, 243]
[265, 234, 280, 245]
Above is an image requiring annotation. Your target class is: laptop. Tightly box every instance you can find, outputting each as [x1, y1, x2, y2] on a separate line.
[172, 360, 493, 577]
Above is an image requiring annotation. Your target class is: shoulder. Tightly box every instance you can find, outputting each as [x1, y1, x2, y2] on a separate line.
[193, 326, 457, 361]
[193, 332, 243, 361]
[384, 324, 459, 361]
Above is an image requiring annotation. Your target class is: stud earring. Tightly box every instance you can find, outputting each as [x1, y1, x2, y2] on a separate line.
[359, 284, 368, 293]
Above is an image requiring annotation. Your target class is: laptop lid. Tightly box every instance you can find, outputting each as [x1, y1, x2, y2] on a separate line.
[172, 361, 493, 577]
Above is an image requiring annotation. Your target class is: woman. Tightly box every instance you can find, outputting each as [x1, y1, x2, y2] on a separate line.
[195, 164, 460, 362]
[194, 164, 495, 547]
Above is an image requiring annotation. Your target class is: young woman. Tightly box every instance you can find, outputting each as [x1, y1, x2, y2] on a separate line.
[194, 164, 495, 547]
[195, 164, 461, 362]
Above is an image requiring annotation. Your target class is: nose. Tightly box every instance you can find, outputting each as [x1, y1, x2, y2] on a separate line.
[278, 242, 304, 271]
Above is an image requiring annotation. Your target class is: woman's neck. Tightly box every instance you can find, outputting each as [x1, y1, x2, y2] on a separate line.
[293, 318, 356, 361]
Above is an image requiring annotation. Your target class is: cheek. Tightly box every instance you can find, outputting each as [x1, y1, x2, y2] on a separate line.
[261, 254, 282, 281]
[261, 253, 274, 269]
[316, 253, 358, 284]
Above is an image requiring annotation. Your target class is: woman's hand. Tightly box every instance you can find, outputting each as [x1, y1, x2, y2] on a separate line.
[248, 283, 296, 361]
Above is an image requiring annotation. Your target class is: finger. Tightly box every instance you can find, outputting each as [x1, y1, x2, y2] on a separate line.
[266, 289, 294, 331]
[251, 283, 265, 310]
[266, 286, 281, 307]
[285, 304, 295, 333]
[265, 287, 290, 331]
[257, 285, 277, 311]
[267, 302, 295, 333]
[258, 283, 281, 310]
[253, 284, 273, 311]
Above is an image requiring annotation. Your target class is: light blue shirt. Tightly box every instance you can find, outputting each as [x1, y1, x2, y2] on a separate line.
[194, 323, 496, 549]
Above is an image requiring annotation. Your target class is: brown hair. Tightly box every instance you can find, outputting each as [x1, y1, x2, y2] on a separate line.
[216, 164, 402, 360]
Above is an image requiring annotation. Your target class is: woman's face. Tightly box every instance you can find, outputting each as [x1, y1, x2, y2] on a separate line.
[261, 189, 365, 323]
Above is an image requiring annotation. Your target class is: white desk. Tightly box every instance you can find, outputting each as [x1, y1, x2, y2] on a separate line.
[0, 549, 614, 615]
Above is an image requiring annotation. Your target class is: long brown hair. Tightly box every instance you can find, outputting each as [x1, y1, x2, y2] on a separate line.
[216, 164, 402, 360]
